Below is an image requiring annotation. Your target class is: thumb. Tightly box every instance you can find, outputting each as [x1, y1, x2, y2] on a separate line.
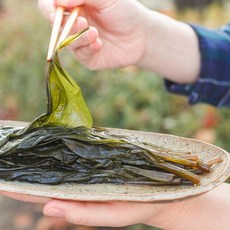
[43, 200, 142, 227]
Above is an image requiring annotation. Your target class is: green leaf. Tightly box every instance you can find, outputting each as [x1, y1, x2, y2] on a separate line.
[30, 27, 92, 129]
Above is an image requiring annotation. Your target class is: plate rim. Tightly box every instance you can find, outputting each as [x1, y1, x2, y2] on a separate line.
[0, 120, 229, 202]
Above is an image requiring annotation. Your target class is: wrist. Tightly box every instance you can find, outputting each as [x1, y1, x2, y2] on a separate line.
[137, 11, 200, 84]
[134, 9, 157, 69]
[145, 184, 230, 230]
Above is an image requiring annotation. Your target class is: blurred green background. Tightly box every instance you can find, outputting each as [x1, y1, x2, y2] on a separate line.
[0, 0, 229, 229]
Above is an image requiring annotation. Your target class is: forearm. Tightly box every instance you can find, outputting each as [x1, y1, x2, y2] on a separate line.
[145, 183, 230, 230]
[139, 10, 201, 84]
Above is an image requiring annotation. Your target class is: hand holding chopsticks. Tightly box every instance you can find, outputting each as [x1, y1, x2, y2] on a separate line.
[47, 6, 80, 62]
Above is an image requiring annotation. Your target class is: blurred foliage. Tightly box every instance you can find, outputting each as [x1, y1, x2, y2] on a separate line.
[175, 0, 223, 10]
[0, 0, 229, 157]
[0, 0, 48, 120]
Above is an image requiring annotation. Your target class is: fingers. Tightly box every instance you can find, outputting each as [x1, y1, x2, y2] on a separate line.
[73, 38, 102, 67]
[42, 200, 168, 227]
[68, 25, 99, 50]
[43, 200, 142, 227]
[68, 23, 103, 66]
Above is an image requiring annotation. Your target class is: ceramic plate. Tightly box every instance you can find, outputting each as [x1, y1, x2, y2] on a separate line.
[0, 120, 229, 202]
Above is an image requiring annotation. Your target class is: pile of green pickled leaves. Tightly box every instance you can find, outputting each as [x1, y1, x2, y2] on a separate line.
[0, 29, 221, 186]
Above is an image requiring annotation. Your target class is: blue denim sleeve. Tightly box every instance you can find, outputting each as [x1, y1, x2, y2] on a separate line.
[165, 23, 230, 107]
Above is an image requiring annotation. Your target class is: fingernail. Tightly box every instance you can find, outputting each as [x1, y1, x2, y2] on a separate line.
[45, 208, 64, 217]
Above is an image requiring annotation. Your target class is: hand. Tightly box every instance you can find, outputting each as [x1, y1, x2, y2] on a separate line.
[0, 190, 178, 228]
[38, 0, 200, 83]
[2, 184, 230, 229]
[42, 183, 230, 229]
[43, 199, 176, 228]
[38, 0, 150, 70]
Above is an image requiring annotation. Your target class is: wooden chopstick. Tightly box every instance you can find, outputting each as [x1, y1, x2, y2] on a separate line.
[47, 6, 64, 62]
[56, 7, 80, 48]
[47, 6, 80, 62]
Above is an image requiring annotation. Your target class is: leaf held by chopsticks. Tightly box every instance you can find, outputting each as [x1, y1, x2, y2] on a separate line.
[28, 27, 93, 130]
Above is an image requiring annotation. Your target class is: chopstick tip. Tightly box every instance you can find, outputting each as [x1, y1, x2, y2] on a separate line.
[47, 55, 52, 62]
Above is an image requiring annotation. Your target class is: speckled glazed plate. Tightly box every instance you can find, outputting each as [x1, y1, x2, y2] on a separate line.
[0, 120, 229, 202]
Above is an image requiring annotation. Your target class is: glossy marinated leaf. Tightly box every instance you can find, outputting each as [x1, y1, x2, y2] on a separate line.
[28, 27, 92, 130]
